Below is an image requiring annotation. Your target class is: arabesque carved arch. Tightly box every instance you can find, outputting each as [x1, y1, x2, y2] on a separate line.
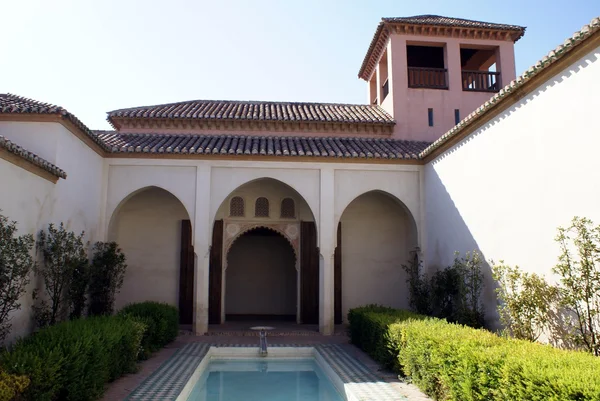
[223, 221, 300, 268]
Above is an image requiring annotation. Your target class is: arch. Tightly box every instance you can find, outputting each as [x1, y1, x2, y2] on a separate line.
[224, 226, 299, 322]
[223, 223, 300, 265]
[281, 198, 296, 218]
[255, 197, 270, 217]
[107, 185, 195, 240]
[337, 190, 419, 323]
[109, 186, 193, 322]
[229, 196, 245, 217]
[210, 175, 319, 240]
[335, 189, 418, 244]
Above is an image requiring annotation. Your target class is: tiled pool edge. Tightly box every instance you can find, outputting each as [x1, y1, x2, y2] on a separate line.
[125, 343, 408, 401]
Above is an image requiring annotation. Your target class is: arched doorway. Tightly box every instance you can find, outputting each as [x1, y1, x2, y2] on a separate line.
[337, 191, 418, 322]
[209, 178, 319, 325]
[108, 186, 194, 324]
[225, 227, 297, 321]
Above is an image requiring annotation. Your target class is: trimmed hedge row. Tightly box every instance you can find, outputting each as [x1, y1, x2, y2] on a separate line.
[0, 302, 179, 401]
[348, 305, 600, 401]
[0, 316, 143, 401]
[118, 301, 179, 359]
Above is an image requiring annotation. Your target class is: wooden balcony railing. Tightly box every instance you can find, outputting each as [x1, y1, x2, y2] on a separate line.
[408, 67, 448, 89]
[462, 70, 501, 92]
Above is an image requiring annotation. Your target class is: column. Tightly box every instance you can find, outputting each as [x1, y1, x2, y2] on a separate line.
[446, 41, 462, 92]
[319, 168, 335, 335]
[193, 164, 212, 335]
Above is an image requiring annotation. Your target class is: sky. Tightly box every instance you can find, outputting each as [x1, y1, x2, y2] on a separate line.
[2, 0, 598, 130]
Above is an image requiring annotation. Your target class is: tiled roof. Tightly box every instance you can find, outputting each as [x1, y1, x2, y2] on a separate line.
[359, 15, 526, 80]
[0, 94, 110, 152]
[95, 131, 430, 160]
[0, 135, 67, 179]
[107, 100, 395, 127]
[382, 15, 525, 32]
[420, 16, 600, 159]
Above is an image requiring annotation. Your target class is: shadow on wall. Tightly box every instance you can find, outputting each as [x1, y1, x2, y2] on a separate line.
[425, 166, 500, 329]
[425, 50, 600, 330]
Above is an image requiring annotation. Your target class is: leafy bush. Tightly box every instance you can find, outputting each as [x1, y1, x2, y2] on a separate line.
[554, 216, 600, 356]
[0, 316, 144, 401]
[0, 212, 35, 344]
[0, 368, 29, 401]
[88, 242, 127, 316]
[402, 250, 485, 328]
[34, 223, 89, 327]
[349, 305, 600, 401]
[492, 262, 558, 341]
[118, 302, 178, 359]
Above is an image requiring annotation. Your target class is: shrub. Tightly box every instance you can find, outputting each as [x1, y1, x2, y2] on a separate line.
[554, 217, 600, 356]
[402, 250, 485, 328]
[0, 212, 35, 344]
[34, 223, 89, 327]
[0, 315, 144, 401]
[0, 368, 29, 401]
[492, 262, 558, 341]
[88, 242, 127, 316]
[348, 305, 600, 401]
[118, 302, 178, 359]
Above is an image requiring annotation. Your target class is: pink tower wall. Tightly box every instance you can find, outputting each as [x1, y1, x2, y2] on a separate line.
[370, 34, 517, 142]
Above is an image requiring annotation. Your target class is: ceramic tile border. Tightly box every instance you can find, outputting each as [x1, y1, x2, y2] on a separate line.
[125, 343, 407, 401]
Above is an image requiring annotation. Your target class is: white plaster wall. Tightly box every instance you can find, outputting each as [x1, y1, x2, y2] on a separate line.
[0, 122, 104, 342]
[340, 191, 417, 322]
[112, 187, 189, 309]
[334, 168, 421, 247]
[225, 231, 296, 316]
[0, 121, 60, 164]
[214, 178, 313, 221]
[0, 159, 55, 342]
[424, 45, 600, 323]
[210, 166, 320, 228]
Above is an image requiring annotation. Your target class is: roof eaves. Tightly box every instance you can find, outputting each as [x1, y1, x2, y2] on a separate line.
[419, 16, 600, 160]
[0, 135, 67, 179]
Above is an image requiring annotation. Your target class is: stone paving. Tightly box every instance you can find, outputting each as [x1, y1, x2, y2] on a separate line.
[100, 328, 431, 401]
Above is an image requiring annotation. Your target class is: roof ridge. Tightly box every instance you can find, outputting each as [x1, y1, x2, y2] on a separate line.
[419, 16, 600, 159]
[107, 98, 388, 114]
[383, 14, 525, 30]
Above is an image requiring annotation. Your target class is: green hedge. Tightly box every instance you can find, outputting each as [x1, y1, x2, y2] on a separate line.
[0, 316, 144, 401]
[348, 305, 600, 401]
[118, 301, 179, 359]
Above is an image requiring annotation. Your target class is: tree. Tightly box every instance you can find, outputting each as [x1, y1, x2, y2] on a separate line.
[0, 212, 35, 343]
[33, 223, 88, 327]
[554, 217, 600, 356]
[88, 242, 127, 316]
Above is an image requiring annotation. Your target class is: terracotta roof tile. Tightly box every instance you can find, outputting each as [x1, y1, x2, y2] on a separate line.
[382, 15, 525, 31]
[359, 15, 526, 80]
[420, 16, 600, 159]
[107, 100, 395, 127]
[0, 135, 67, 179]
[94, 131, 429, 160]
[0, 94, 110, 152]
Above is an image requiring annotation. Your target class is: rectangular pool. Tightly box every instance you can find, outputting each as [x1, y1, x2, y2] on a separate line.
[185, 359, 345, 401]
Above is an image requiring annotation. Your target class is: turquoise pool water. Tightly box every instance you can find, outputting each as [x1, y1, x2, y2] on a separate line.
[186, 359, 345, 401]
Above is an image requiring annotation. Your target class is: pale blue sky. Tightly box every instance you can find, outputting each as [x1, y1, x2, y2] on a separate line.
[2, 0, 598, 129]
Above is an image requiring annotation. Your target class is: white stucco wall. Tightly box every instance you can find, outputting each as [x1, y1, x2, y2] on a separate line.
[424, 45, 600, 323]
[340, 191, 417, 322]
[0, 158, 55, 342]
[112, 187, 190, 309]
[225, 231, 296, 316]
[0, 121, 104, 342]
